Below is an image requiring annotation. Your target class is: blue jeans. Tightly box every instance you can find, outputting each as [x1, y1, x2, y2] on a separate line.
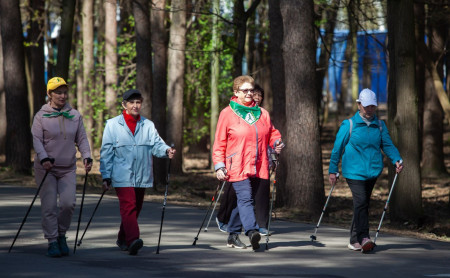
[227, 178, 260, 235]
[347, 178, 377, 244]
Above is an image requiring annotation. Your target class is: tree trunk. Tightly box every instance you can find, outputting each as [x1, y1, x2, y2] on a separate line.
[420, 2, 448, 178]
[268, 0, 287, 207]
[151, 0, 168, 188]
[420, 2, 448, 177]
[166, 0, 186, 174]
[233, 0, 245, 77]
[280, 0, 324, 216]
[232, 0, 261, 78]
[0, 0, 32, 174]
[94, 0, 105, 148]
[422, 66, 446, 177]
[0, 25, 5, 155]
[104, 0, 118, 117]
[362, 45, 372, 88]
[210, 0, 220, 170]
[414, 2, 425, 165]
[151, 0, 167, 131]
[387, 0, 422, 223]
[253, 2, 271, 112]
[316, 0, 339, 112]
[348, 0, 359, 111]
[82, 0, 94, 150]
[245, 7, 256, 75]
[133, 0, 153, 118]
[55, 0, 76, 80]
[339, 35, 351, 118]
[29, 0, 46, 116]
[75, 6, 84, 111]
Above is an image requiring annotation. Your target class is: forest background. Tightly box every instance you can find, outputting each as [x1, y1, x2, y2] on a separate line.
[0, 0, 449, 241]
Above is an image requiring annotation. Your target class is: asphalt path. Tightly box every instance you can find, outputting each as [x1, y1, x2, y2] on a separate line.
[0, 183, 449, 278]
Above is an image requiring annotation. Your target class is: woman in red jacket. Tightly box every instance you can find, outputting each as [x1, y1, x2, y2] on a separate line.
[212, 75, 284, 251]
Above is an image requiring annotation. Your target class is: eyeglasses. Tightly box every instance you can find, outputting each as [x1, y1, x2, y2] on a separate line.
[239, 88, 254, 94]
[52, 90, 68, 95]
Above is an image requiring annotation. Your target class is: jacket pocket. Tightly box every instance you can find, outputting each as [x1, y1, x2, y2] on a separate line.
[226, 152, 237, 171]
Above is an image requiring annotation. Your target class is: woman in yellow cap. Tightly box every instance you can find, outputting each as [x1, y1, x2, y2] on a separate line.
[31, 77, 92, 257]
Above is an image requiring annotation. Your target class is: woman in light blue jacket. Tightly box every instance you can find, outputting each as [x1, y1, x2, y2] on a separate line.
[100, 89, 175, 255]
[329, 89, 403, 253]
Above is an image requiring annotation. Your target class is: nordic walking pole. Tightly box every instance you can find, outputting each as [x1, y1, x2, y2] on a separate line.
[204, 179, 227, 232]
[310, 173, 339, 242]
[156, 144, 174, 254]
[74, 170, 89, 254]
[9, 158, 55, 253]
[77, 190, 106, 247]
[373, 172, 399, 245]
[265, 155, 279, 250]
[193, 180, 226, 246]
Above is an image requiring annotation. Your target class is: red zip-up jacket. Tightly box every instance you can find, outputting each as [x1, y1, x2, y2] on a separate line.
[212, 97, 282, 182]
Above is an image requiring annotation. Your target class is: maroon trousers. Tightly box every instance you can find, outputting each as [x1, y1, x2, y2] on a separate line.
[115, 187, 146, 246]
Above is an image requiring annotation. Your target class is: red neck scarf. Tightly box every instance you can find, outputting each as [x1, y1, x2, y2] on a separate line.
[122, 110, 140, 135]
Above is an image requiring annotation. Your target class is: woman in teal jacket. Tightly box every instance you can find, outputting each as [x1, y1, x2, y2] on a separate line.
[329, 88, 403, 253]
[100, 89, 175, 255]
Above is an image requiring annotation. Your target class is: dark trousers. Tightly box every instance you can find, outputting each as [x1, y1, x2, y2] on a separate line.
[347, 178, 377, 244]
[115, 187, 146, 246]
[227, 178, 270, 235]
[217, 179, 270, 229]
[254, 178, 270, 228]
[216, 182, 235, 224]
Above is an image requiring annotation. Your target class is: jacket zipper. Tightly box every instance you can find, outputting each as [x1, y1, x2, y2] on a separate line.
[254, 124, 258, 175]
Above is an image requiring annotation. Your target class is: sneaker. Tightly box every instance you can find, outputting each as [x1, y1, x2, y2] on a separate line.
[57, 235, 69, 256]
[116, 239, 128, 251]
[258, 227, 272, 236]
[361, 237, 374, 253]
[216, 217, 228, 233]
[128, 238, 143, 255]
[347, 242, 362, 251]
[248, 230, 261, 251]
[47, 241, 61, 258]
[227, 234, 247, 249]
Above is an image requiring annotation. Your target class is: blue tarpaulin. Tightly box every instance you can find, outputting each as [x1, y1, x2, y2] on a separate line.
[317, 30, 388, 103]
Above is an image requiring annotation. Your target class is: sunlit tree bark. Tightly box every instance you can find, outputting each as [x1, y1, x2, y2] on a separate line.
[166, 0, 186, 174]
[280, 0, 324, 216]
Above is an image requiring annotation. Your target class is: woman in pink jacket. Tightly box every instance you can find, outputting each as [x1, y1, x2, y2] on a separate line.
[32, 77, 92, 257]
[212, 75, 284, 251]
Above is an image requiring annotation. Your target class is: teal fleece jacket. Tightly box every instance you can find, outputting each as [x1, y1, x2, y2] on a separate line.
[329, 112, 402, 180]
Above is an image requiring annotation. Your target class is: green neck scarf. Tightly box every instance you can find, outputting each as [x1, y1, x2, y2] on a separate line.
[43, 111, 74, 119]
[229, 100, 261, 125]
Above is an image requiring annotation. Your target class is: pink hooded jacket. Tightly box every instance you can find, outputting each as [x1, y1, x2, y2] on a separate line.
[212, 97, 282, 182]
[32, 103, 91, 170]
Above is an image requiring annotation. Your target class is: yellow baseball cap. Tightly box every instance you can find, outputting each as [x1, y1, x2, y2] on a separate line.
[47, 77, 68, 92]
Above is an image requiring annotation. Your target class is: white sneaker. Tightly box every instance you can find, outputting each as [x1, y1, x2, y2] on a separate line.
[347, 242, 362, 251]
